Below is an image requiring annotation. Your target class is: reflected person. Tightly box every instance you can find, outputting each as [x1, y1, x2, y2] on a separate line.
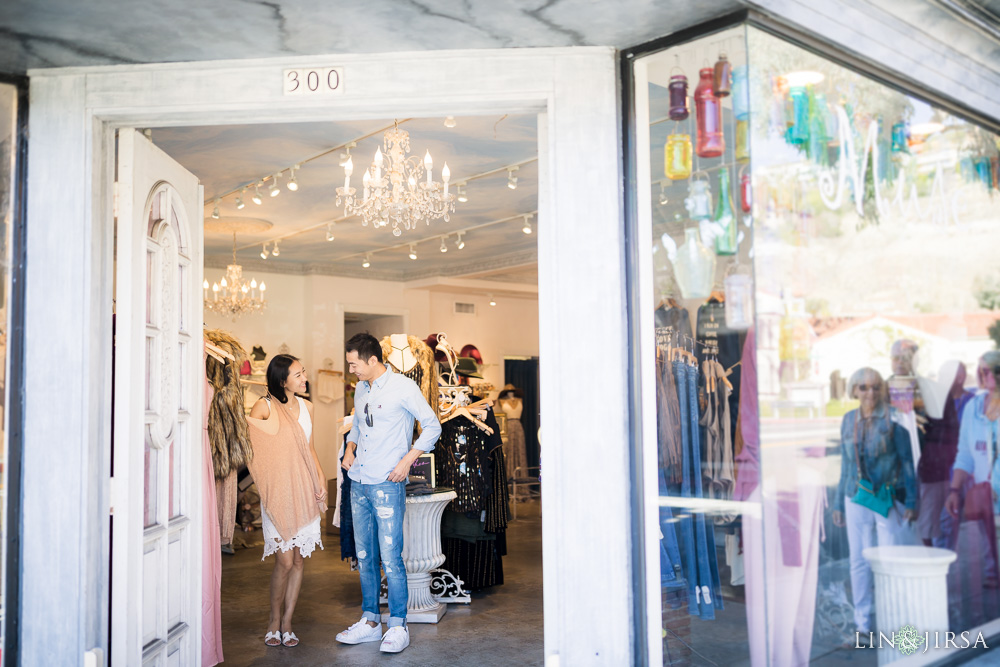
[832, 367, 918, 637]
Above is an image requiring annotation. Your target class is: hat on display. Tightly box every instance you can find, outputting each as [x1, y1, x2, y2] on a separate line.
[499, 383, 524, 398]
[460, 344, 483, 365]
[251, 345, 267, 361]
[453, 357, 484, 379]
[424, 333, 447, 363]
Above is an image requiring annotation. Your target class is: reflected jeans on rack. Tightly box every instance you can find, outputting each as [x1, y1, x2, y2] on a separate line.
[674, 360, 700, 614]
[659, 469, 683, 586]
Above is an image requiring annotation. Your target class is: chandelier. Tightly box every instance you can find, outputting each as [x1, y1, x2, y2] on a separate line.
[336, 122, 456, 236]
[203, 232, 266, 318]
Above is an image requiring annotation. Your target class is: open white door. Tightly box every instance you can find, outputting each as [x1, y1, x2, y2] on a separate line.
[112, 129, 204, 666]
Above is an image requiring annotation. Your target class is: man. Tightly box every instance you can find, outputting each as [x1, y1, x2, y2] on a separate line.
[335, 333, 441, 654]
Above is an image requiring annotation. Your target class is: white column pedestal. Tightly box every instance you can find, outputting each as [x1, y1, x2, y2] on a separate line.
[863, 545, 956, 664]
[380, 489, 456, 624]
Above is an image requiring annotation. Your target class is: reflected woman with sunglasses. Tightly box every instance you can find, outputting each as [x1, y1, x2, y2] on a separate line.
[246, 354, 328, 648]
[832, 367, 918, 638]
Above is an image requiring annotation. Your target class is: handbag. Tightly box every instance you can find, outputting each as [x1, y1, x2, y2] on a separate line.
[850, 420, 895, 518]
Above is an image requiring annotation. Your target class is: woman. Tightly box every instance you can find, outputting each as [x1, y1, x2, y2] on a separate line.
[832, 367, 917, 637]
[247, 354, 327, 648]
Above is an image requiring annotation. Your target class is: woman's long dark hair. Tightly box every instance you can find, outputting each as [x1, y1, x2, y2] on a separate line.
[266, 354, 300, 404]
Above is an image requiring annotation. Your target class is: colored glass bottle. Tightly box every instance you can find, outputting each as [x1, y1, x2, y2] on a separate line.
[695, 68, 725, 158]
[731, 65, 749, 120]
[674, 228, 716, 299]
[684, 176, 712, 221]
[664, 133, 693, 180]
[739, 167, 752, 213]
[713, 52, 731, 97]
[714, 167, 737, 255]
[784, 86, 809, 145]
[891, 122, 909, 154]
[668, 74, 690, 121]
[736, 119, 750, 161]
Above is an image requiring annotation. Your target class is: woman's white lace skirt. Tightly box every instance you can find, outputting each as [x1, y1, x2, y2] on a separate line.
[261, 510, 323, 561]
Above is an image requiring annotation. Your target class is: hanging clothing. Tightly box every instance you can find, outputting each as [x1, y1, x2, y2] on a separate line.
[696, 297, 743, 448]
[216, 471, 238, 548]
[247, 396, 326, 552]
[200, 372, 223, 667]
[204, 329, 253, 480]
[734, 329, 759, 501]
[655, 304, 693, 339]
[656, 351, 683, 485]
[700, 359, 735, 503]
[436, 419, 492, 514]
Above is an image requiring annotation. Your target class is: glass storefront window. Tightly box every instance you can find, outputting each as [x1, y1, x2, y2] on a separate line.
[631, 20, 1000, 666]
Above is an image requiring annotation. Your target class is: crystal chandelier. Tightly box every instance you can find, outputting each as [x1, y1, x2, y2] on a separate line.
[203, 232, 266, 318]
[336, 122, 456, 236]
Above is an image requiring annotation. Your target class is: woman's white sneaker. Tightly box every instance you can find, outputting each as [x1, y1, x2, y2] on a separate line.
[380, 626, 410, 653]
[336, 618, 382, 644]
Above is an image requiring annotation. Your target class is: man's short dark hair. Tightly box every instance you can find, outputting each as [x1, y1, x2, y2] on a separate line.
[346, 332, 383, 364]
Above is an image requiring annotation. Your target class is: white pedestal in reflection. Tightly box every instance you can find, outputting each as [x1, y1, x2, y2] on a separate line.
[380, 489, 457, 624]
[863, 546, 956, 664]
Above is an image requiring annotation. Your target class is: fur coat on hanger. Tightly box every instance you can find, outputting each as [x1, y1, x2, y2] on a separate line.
[205, 328, 253, 479]
[380, 334, 438, 414]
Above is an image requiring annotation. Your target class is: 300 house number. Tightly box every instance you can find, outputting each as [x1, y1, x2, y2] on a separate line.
[283, 67, 344, 95]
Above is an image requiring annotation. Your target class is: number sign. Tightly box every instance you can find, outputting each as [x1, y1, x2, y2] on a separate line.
[283, 67, 344, 95]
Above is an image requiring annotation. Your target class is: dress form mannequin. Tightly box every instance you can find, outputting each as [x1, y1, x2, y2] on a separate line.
[386, 333, 418, 372]
[499, 385, 528, 483]
[379, 333, 437, 413]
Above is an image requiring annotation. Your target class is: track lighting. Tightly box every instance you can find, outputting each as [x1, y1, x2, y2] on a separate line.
[455, 232, 465, 250]
[444, 116, 457, 128]
[362, 253, 371, 268]
[260, 243, 269, 260]
[408, 244, 418, 260]
[659, 183, 669, 206]
[272, 241, 280, 257]
[326, 224, 335, 242]
[456, 183, 468, 203]
[522, 214, 533, 235]
[236, 189, 245, 210]
[252, 185, 263, 206]
[488, 294, 497, 307]
[507, 166, 519, 190]
[269, 174, 281, 197]
[287, 166, 299, 191]
[211, 200, 220, 219]
[440, 236, 448, 253]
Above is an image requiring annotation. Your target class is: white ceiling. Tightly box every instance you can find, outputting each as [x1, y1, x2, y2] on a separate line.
[152, 113, 540, 283]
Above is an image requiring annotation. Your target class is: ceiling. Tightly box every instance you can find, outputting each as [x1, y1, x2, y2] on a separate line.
[153, 113, 540, 284]
[0, 0, 742, 73]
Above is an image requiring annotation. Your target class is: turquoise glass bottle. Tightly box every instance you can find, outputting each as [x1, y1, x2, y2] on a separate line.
[714, 167, 737, 255]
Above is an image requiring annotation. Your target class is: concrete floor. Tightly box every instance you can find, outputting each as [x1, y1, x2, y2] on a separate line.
[220, 500, 544, 666]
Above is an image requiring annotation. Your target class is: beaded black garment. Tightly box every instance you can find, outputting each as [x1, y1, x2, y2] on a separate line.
[435, 420, 491, 513]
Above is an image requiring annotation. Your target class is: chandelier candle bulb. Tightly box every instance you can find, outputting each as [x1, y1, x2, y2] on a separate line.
[374, 147, 383, 181]
[442, 163, 450, 196]
[212, 283, 219, 301]
[220, 277, 228, 288]
[424, 151, 433, 184]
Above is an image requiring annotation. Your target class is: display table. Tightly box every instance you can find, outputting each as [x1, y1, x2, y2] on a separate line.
[863, 545, 956, 664]
[379, 488, 462, 624]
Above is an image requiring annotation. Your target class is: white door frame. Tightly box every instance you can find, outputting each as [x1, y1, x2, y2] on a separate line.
[25, 47, 634, 665]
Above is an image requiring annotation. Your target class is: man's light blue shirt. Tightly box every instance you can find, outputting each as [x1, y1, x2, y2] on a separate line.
[347, 367, 441, 484]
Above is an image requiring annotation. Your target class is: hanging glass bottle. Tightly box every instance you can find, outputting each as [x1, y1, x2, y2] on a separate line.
[668, 74, 690, 121]
[683, 173, 712, 220]
[714, 167, 737, 256]
[739, 165, 752, 213]
[713, 52, 731, 97]
[732, 65, 749, 120]
[785, 86, 810, 145]
[724, 271, 753, 330]
[673, 228, 716, 299]
[695, 68, 724, 158]
[807, 92, 830, 165]
[664, 132, 693, 180]
[975, 157, 993, 190]
[736, 119, 750, 161]
[891, 122, 910, 154]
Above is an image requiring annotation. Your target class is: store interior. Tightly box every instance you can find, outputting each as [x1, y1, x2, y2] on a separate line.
[149, 112, 544, 664]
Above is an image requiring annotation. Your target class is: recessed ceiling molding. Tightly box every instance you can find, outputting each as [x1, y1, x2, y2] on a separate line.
[203, 216, 274, 234]
[404, 276, 539, 299]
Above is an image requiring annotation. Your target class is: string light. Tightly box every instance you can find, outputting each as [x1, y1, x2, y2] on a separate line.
[251, 185, 263, 206]
[236, 189, 245, 210]
[408, 244, 418, 260]
[522, 214, 533, 235]
[211, 199, 221, 219]
[287, 165, 299, 191]
[269, 174, 281, 197]
[440, 236, 448, 253]
[455, 232, 465, 250]
[507, 166, 519, 190]
[260, 243, 269, 259]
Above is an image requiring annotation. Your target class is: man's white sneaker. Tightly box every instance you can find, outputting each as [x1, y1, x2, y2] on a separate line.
[380, 626, 410, 653]
[336, 618, 382, 644]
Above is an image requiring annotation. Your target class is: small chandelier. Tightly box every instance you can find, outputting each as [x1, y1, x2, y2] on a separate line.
[336, 121, 456, 236]
[203, 232, 266, 319]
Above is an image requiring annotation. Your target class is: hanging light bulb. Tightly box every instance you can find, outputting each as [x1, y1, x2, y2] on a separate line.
[659, 183, 670, 206]
[325, 223, 335, 242]
[444, 116, 457, 128]
[507, 166, 519, 190]
[272, 241, 280, 257]
[522, 214, 533, 235]
[362, 253, 371, 268]
[455, 232, 465, 250]
[269, 174, 281, 197]
[211, 199, 221, 219]
[488, 294, 497, 307]
[440, 236, 448, 253]
[408, 244, 418, 260]
[457, 183, 468, 203]
[236, 188, 245, 210]
[287, 165, 299, 191]
[260, 243, 269, 260]
[251, 185, 263, 206]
